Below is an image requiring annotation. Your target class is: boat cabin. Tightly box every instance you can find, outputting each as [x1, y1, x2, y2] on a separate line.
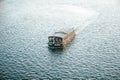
[48, 28, 75, 48]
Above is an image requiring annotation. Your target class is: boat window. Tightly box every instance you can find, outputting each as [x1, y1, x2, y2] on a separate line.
[59, 38, 62, 43]
[55, 38, 59, 42]
[49, 37, 54, 42]
[55, 37, 62, 43]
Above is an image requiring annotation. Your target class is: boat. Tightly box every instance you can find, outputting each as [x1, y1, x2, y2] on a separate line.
[48, 28, 75, 49]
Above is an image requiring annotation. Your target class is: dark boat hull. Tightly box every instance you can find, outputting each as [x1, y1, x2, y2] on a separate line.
[48, 43, 63, 49]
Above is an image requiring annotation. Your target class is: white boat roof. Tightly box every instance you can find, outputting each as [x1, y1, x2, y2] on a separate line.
[53, 28, 74, 37]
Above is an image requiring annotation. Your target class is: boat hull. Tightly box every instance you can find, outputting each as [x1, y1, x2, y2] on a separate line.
[48, 43, 63, 49]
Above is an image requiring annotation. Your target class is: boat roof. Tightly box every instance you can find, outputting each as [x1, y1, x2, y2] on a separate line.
[54, 31, 67, 37]
[52, 28, 74, 38]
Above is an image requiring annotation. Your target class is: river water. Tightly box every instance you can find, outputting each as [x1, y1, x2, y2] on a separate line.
[0, 0, 120, 80]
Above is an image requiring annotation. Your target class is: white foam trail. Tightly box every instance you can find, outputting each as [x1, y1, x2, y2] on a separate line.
[19, 4, 98, 34]
[43, 5, 98, 31]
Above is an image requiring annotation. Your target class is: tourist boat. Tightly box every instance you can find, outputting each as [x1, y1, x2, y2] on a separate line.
[48, 28, 75, 48]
